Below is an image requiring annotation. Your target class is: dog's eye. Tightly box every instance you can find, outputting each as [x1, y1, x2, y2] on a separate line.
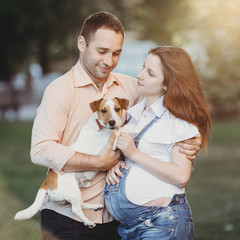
[101, 109, 107, 113]
[115, 107, 120, 112]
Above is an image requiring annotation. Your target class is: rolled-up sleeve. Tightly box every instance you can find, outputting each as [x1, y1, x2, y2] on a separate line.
[30, 79, 76, 172]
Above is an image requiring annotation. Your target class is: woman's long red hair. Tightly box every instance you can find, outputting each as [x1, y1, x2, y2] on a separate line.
[149, 46, 211, 148]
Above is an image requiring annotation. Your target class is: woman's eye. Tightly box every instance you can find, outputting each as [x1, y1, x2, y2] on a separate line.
[148, 71, 154, 77]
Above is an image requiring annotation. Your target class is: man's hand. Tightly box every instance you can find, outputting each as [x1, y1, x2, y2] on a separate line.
[106, 160, 126, 185]
[97, 134, 121, 171]
[176, 136, 202, 160]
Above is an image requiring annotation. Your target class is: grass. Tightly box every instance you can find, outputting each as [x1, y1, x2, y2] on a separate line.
[0, 121, 45, 240]
[0, 117, 240, 239]
[187, 118, 240, 239]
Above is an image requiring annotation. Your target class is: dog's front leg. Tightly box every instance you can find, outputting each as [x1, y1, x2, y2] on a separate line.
[112, 130, 120, 151]
[71, 199, 97, 228]
[112, 127, 127, 150]
[81, 203, 103, 211]
[112, 135, 118, 151]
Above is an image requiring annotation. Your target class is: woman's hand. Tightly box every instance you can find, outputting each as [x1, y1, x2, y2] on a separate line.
[106, 160, 126, 185]
[116, 132, 138, 159]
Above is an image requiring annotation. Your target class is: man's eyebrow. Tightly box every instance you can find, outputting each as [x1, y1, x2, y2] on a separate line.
[97, 47, 109, 51]
[97, 47, 122, 53]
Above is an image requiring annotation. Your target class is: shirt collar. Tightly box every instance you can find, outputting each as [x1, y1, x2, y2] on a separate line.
[73, 61, 119, 88]
[150, 95, 167, 118]
[128, 95, 167, 121]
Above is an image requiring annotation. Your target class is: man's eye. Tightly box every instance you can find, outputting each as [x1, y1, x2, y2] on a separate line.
[113, 52, 121, 57]
[101, 109, 107, 113]
[99, 51, 106, 54]
[115, 107, 120, 112]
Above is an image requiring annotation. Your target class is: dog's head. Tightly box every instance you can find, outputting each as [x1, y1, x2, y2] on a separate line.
[89, 97, 129, 130]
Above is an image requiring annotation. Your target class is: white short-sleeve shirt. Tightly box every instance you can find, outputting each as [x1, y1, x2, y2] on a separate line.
[124, 96, 200, 205]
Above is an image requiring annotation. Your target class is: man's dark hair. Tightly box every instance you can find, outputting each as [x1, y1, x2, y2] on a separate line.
[80, 11, 124, 45]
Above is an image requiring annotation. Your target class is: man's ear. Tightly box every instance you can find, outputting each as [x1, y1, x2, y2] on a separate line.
[78, 36, 86, 52]
[89, 98, 103, 112]
[115, 97, 129, 110]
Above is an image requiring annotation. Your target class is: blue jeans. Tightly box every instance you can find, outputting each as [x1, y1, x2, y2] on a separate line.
[104, 167, 194, 240]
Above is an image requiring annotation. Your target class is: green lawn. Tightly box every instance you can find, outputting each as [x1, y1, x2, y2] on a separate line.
[187, 119, 240, 240]
[0, 118, 240, 240]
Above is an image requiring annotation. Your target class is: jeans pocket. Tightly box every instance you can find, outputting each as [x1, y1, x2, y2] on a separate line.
[185, 216, 194, 240]
[144, 207, 175, 231]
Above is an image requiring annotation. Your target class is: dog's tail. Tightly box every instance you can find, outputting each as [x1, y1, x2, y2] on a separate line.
[14, 188, 47, 220]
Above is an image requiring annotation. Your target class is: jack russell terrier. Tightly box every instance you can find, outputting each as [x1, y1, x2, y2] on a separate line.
[14, 97, 129, 228]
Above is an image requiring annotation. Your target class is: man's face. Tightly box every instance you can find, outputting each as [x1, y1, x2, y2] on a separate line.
[78, 29, 123, 83]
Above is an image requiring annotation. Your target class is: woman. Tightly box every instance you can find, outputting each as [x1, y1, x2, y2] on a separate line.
[104, 46, 211, 239]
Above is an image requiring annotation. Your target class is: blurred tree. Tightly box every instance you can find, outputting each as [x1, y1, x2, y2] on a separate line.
[0, 0, 130, 80]
[0, 0, 36, 82]
[1, 0, 239, 118]
[130, 0, 191, 44]
[129, 0, 240, 118]
[170, 0, 240, 118]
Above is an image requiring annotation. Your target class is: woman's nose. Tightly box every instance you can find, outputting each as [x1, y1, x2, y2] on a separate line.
[137, 70, 143, 80]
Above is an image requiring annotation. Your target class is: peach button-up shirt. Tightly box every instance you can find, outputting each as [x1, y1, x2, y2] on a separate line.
[30, 61, 141, 223]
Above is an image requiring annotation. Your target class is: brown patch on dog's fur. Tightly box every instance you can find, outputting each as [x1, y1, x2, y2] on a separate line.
[98, 99, 110, 126]
[89, 98, 103, 113]
[114, 97, 129, 111]
[40, 169, 58, 190]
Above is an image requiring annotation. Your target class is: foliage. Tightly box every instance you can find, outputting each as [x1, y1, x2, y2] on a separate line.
[0, 0, 239, 118]
[0, 0, 130, 80]
[131, 0, 240, 118]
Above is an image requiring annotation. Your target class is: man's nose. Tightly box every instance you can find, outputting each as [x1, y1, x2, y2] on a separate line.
[104, 53, 113, 66]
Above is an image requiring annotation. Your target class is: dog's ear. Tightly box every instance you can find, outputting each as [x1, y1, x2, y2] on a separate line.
[89, 98, 103, 112]
[115, 97, 129, 110]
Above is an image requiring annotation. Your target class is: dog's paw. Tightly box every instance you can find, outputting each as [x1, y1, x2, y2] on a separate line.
[94, 204, 104, 211]
[85, 221, 96, 228]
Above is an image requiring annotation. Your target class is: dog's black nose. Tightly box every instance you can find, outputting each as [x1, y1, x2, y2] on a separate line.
[108, 120, 116, 126]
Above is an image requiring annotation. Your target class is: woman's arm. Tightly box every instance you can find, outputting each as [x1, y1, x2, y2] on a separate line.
[115, 132, 192, 188]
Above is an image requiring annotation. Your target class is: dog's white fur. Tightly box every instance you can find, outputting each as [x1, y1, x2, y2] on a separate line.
[14, 97, 129, 228]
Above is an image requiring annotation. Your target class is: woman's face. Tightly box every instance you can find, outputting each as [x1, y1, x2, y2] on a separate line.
[137, 53, 166, 102]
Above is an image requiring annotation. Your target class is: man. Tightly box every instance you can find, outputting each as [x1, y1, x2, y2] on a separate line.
[31, 11, 201, 240]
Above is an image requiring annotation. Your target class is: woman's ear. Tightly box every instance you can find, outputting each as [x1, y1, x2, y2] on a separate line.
[77, 36, 86, 53]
